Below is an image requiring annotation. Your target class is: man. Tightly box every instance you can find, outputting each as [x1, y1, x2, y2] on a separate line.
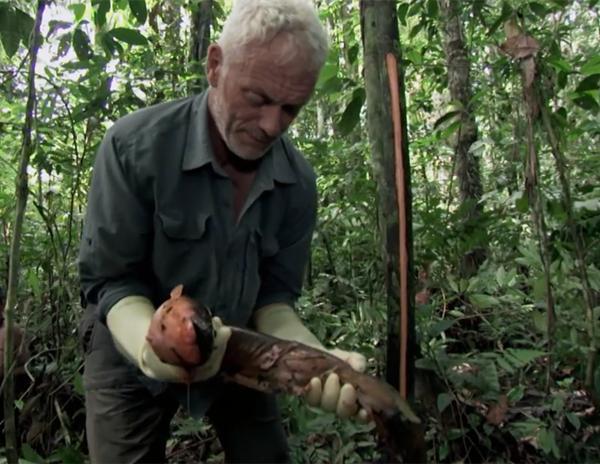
[79, 0, 367, 462]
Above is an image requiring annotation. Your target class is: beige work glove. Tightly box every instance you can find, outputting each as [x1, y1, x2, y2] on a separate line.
[253, 303, 369, 421]
[106, 296, 231, 383]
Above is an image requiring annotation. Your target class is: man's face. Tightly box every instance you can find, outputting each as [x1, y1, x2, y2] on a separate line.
[207, 35, 318, 160]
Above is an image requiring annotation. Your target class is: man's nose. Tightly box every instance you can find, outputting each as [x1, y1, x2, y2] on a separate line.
[259, 105, 289, 138]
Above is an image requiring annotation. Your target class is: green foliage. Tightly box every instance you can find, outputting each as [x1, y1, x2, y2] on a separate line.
[0, 3, 33, 58]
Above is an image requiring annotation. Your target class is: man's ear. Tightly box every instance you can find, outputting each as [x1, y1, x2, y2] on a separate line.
[206, 44, 223, 88]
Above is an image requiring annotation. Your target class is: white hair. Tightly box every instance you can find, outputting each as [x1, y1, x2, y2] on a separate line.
[218, 0, 329, 72]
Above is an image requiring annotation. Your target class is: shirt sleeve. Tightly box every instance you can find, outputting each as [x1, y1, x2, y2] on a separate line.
[254, 177, 317, 310]
[78, 127, 155, 321]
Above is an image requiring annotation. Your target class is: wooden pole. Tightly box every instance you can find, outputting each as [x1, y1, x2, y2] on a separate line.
[385, 52, 408, 399]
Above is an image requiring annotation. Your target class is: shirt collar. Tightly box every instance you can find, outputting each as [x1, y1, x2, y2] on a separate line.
[182, 90, 298, 185]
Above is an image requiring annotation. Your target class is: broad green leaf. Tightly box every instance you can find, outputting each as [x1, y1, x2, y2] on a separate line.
[437, 392, 453, 413]
[508, 419, 543, 439]
[397, 3, 410, 25]
[572, 94, 599, 112]
[507, 385, 525, 403]
[21, 443, 45, 464]
[447, 275, 460, 293]
[426, 0, 438, 18]
[429, 319, 455, 337]
[337, 88, 365, 136]
[433, 110, 461, 130]
[505, 348, 545, 367]
[69, 3, 87, 21]
[538, 428, 560, 458]
[496, 355, 515, 374]
[576, 74, 600, 93]
[93, 0, 111, 28]
[528, 1, 548, 17]
[547, 56, 572, 72]
[532, 310, 547, 333]
[581, 56, 600, 76]
[129, 0, 147, 24]
[316, 62, 338, 90]
[0, 5, 33, 58]
[0, 4, 19, 57]
[470, 293, 500, 308]
[566, 412, 580, 430]
[72, 28, 94, 61]
[110, 27, 148, 45]
[495, 266, 506, 287]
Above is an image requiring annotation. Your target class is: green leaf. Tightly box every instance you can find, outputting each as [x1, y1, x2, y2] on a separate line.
[470, 293, 500, 308]
[72, 28, 94, 61]
[437, 392, 453, 413]
[21, 443, 45, 463]
[573, 94, 599, 112]
[69, 3, 87, 21]
[0, 4, 19, 57]
[507, 385, 525, 403]
[429, 319, 455, 337]
[73, 372, 85, 396]
[426, 0, 439, 18]
[433, 110, 461, 130]
[316, 62, 338, 90]
[129, 0, 147, 24]
[505, 348, 545, 367]
[0, 5, 33, 58]
[496, 355, 515, 374]
[528, 2, 548, 17]
[495, 266, 506, 287]
[110, 27, 148, 45]
[538, 428, 560, 458]
[515, 193, 529, 213]
[397, 3, 410, 25]
[581, 56, 600, 76]
[93, 0, 111, 27]
[532, 311, 547, 333]
[566, 412, 581, 430]
[547, 56, 572, 72]
[337, 88, 365, 136]
[576, 74, 600, 93]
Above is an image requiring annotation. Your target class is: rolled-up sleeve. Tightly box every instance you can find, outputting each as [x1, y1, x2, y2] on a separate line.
[254, 179, 317, 310]
[79, 128, 154, 321]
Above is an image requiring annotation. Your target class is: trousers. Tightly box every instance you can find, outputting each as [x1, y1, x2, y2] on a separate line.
[80, 305, 290, 463]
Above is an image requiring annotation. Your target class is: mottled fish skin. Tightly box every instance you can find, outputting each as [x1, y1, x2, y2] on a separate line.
[221, 326, 426, 463]
[165, 289, 426, 463]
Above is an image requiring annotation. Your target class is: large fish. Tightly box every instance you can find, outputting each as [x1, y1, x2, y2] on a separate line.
[147, 285, 426, 463]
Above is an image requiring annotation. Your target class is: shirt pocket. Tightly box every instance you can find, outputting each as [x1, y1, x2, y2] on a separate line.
[153, 210, 218, 297]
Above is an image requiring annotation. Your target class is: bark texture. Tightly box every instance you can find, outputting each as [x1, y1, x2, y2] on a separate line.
[438, 0, 486, 275]
[3, 1, 46, 461]
[359, 0, 415, 397]
[188, 0, 213, 94]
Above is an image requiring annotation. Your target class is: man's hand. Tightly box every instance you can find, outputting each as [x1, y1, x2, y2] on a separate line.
[304, 348, 370, 421]
[146, 297, 232, 382]
[108, 294, 231, 383]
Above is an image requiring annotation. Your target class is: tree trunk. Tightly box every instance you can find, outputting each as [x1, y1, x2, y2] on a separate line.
[3, 1, 46, 461]
[188, 0, 213, 94]
[438, 0, 486, 276]
[360, 0, 415, 398]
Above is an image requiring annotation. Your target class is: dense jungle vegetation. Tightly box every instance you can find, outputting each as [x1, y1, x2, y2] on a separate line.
[0, 0, 599, 462]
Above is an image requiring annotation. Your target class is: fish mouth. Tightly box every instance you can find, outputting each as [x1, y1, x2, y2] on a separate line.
[191, 303, 215, 365]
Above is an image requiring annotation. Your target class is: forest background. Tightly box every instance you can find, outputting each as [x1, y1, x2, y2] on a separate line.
[0, 0, 599, 462]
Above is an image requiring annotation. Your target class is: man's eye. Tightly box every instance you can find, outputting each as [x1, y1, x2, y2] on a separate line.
[246, 92, 264, 105]
[283, 105, 300, 117]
